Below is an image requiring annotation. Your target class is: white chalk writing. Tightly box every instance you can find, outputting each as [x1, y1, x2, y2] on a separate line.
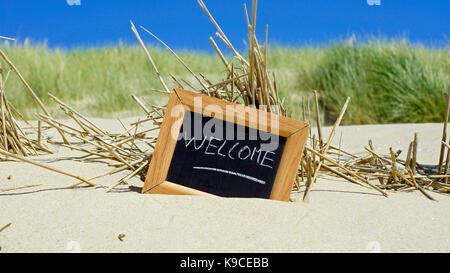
[193, 166, 266, 185]
[184, 133, 276, 169]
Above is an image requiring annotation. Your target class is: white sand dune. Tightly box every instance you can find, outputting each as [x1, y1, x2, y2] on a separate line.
[1, 120, 449, 253]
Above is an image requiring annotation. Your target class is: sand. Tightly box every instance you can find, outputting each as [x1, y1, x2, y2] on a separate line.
[0, 119, 449, 253]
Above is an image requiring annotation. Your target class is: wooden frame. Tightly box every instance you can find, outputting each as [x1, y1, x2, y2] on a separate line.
[142, 88, 309, 201]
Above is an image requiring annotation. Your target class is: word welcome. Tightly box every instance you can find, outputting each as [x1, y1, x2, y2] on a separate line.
[184, 133, 276, 169]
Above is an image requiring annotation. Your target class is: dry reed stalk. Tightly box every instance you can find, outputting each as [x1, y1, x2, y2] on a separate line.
[0, 222, 11, 233]
[106, 162, 148, 193]
[313, 90, 323, 145]
[131, 95, 151, 115]
[320, 163, 373, 190]
[0, 36, 15, 41]
[198, 0, 248, 66]
[1, 184, 42, 192]
[438, 93, 450, 174]
[0, 49, 68, 144]
[389, 147, 399, 183]
[303, 97, 351, 201]
[140, 26, 209, 92]
[412, 133, 418, 174]
[130, 21, 170, 93]
[444, 131, 450, 183]
[37, 120, 42, 146]
[37, 92, 157, 191]
[48, 93, 106, 135]
[407, 169, 435, 201]
[0, 148, 94, 186]
[306, 146, 386, 196]
[0, 63, 50, 157]
[405, 141, 413, 169]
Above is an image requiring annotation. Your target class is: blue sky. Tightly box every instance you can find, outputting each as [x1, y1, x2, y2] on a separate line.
[1, 0, 448, 51]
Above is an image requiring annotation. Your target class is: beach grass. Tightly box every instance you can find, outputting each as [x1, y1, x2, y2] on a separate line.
[0, 40, 448, 124]
[304, 41, 450, 124]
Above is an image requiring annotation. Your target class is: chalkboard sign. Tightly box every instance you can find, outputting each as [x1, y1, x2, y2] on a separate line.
[142, 88, 309, 201]
[166, 110, 287, 198]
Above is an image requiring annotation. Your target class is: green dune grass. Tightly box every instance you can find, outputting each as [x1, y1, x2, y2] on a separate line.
[0, 40, 448, 125]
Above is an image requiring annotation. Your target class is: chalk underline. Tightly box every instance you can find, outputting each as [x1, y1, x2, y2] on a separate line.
[192, 166, 266, 185]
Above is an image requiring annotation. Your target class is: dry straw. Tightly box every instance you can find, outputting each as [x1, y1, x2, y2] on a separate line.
[0, 36, 15, 41]
[0, 222, 12, 233]
[0, 52, 53, 158]
[127, 0, 448, 201]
